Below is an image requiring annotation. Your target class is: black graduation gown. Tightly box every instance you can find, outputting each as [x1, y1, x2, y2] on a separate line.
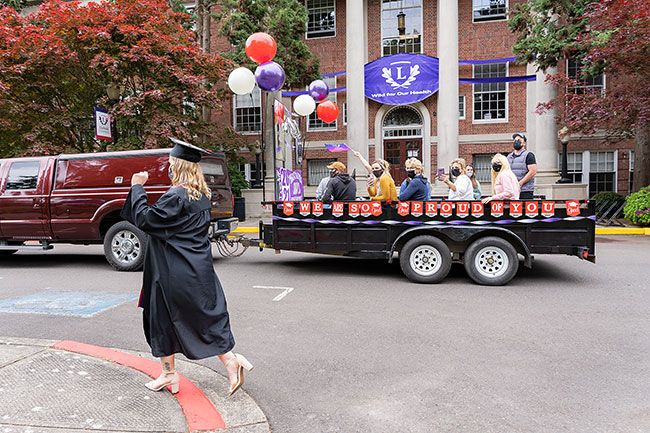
[120, 184, 235, 360]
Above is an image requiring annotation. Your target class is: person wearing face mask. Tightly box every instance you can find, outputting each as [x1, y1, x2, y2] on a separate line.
[466, 164, 482, 200]
[367, 160, 397, 201]
[437, 158, 474, 200]
[398, 158, 429, 201]
[507, 133, 537, 199]
[321, 161, 357, 203]
[482, 153, 520, 203]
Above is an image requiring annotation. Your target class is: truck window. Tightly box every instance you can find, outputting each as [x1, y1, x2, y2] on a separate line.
[6, 161, 40, 190]
[200, 160, 227, 185]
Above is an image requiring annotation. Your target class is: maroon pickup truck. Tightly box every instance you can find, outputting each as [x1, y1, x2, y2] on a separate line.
[0, 148, 237, 271]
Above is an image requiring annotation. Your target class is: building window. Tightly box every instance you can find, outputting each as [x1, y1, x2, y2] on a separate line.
[472, 154, 493, 183]
[308, 77, 337, 131]
[589, 151, 616, 196]
[343, 102, 347, 125]
[233, 86, 261, 134]
[629, 150, 635, 192]
[6, 161, 40, 190]
[558, 151, 584, 183]
[382, 106, 423, 139]
[306, 0, 335, 38]
[473, 0, 507, 22]
[459, 96, 466, 120]
[567, 58, 605, 95]
[308, 158, 335, 186]
[381, 0, 423, 56]
[473, 62, 507, 122]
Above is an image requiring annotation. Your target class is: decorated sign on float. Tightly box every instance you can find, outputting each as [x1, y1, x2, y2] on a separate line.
[312, 201, 324, 216]
[332, 202, 344, 218]
[398, 202, 410, 216]
[371, 201, 383, 216]
[525, 201, 539, 217]
[491, 201, 504, 217]
[349, 202, 360, 218]
[510, 201, 523, 218]
[440, 202, 453, 218]
[471, 202, 484, 217]
[411, 201, 423, 217]
[283, 201, 294, 216]
[299, 201, 311, 216]
[541, 201, 555, 217]
[425, 202, 437, 217]
[456, 202, 470, 218]
[566, 200, 581, 217]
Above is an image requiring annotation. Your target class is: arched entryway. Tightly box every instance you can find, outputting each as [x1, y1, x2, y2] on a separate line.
[382, 106, 424, 181]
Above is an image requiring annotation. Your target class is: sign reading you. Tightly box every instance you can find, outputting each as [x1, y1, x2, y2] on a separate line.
[364, 53, 439, 105]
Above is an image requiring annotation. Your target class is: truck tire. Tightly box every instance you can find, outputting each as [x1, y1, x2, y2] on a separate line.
[103, 221, 147, 272]
[464, 236, 519, 286]
[399, 235, 452, 284]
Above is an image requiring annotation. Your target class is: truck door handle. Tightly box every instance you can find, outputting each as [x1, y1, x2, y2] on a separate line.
[33, 198, 41, 209]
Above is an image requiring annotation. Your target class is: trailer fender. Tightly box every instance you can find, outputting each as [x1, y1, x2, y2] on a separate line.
[389, 226, 533, 268]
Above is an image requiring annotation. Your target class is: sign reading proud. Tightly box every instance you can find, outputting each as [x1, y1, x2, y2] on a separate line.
[364, 53, 439, 105]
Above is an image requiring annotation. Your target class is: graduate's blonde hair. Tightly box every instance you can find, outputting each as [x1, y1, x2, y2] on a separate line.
[169, 156, 212, 201]
[490, 153, 513, 193]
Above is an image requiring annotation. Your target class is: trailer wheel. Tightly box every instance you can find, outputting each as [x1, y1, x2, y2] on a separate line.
[464, 236, 518, 286]
[399, 236, 452, 284]
[103, 221, 147, 272]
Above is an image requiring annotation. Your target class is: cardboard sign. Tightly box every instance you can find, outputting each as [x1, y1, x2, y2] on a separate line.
[282, 201, 294, 216]
[471, 202, 484, 218]
[348, 202, 360, 218]
[491, 201, 504, 217]
[456, 202, 470, 218]
[509, 201, 523, 218]
[312, 201, 324, 217]
[398, 202, 410, 216]
[411, 201, 423, 217]
[440, 202, 453, 218]
[525, 201, 539, 218]
[425, 202, 437, 217]
[359, 202, 373, 217]
[299, 201, 311, 216]
[541, 201, 555, 217]
[566, 200, 581, 217]
[332, 202, 344, 218]
[371, 201, 383, 216]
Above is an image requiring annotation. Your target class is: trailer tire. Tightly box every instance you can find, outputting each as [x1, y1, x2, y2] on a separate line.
[399, 235, 452, 284]
[103, 221, 147, 272]
[464, 236, 518, 286]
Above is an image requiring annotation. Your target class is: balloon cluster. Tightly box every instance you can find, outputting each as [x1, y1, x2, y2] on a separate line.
[227, 32, 285, 95]
[227, 32, 338, 124]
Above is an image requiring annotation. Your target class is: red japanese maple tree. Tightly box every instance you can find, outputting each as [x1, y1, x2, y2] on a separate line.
[0, 0, 231, 156]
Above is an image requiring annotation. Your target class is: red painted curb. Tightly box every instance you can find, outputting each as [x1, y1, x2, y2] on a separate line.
[52, 340, 226, 431]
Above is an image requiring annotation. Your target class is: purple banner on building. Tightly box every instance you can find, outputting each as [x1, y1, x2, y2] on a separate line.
[276, 167, 304, 201]
[364, 53, 439, 105]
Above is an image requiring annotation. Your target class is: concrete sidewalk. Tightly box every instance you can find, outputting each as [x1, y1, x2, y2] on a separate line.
[0, 337, 269, 433]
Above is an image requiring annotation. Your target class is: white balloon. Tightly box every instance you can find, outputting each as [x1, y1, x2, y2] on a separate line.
[293, 94, 316, 116]
[228, 67, 256, 95]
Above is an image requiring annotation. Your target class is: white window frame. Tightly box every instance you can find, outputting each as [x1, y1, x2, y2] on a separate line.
[557, 151, 585, 184]
[472, 62, 509, 124]
[584, 150, 618, 195]
[307, 77, 337, 132]
[232, 86, 262, 135]
[472, 0, 508, 23]
[343, 102, 347, 125]
[305, 0, 336, 39]
[380, 0, 424, 57]
[566, 58, 606, 95]
[459, 95, 466, 120]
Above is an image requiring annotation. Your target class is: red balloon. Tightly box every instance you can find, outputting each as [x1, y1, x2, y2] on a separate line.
[316, 100, 339, 124]
[245, 32, 277, 64]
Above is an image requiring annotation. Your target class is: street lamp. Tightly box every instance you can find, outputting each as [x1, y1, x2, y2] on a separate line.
[557, 126, 572, 184]
[106, 82, 122, 101]
[253, 141, 263, 188]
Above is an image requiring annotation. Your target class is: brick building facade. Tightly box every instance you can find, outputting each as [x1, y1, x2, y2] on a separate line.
[211, 0, 635, 198]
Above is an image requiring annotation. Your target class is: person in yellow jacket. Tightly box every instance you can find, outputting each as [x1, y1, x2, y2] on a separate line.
[352, 150, 398, 202]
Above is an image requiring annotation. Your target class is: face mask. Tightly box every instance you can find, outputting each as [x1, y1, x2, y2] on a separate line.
[168, 166, 174, 180]
[466, 169, 474, 177]
[451, 168, 461, 177]
[492, 163, 502, 173]
[513, 140, 523, 151]
[406, 170, 416, 179]
[330, 169, 338, 178]
[372, 169, 383, 178]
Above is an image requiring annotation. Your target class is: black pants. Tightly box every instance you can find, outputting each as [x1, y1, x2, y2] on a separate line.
[519, 191, 534, 200]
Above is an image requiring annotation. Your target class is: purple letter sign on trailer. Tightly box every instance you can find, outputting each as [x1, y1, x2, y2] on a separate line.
[364, 53, 439, 105]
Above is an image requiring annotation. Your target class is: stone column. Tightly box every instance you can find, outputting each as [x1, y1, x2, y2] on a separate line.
[346, 0, 369, 185]
[525, 63, 537, 154]
[534, 67, 560, 185]
[435, 0, 459, 192]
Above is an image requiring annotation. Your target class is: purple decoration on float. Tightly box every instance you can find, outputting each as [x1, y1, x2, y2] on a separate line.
[255, 61, 286, 92]
[308, 79, 329, 101]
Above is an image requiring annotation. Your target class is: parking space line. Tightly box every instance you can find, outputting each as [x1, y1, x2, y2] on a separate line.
[253, 285, 295, 302]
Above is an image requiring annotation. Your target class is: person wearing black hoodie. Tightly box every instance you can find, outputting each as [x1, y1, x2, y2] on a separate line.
[398, 158, 430, 201]
[322, 161, 357, 203]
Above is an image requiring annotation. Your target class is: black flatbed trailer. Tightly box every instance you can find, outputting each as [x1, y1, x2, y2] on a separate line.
[254, 199, 596, 286]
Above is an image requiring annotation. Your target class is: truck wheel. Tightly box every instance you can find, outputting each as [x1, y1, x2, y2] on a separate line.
[103, 221, 147, 272]
[399, 236, 452, 284]
[464, 236, 519, 286]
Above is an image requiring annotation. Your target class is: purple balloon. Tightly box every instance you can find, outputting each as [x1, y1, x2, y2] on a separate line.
[308, 79, 329, 101]
[255, 61, 286, 92]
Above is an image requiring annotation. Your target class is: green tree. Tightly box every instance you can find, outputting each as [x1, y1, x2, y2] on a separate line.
[509, 0, 650, 192]
[0, 0, 25, 11]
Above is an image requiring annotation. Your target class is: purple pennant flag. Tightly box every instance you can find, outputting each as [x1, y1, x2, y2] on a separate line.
[325, 143, 350, 153]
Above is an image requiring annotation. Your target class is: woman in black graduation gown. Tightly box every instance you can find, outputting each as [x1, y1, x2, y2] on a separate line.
[121, 139, 252, 397]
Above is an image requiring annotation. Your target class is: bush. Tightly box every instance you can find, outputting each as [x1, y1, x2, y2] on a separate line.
[592, 191, 625, 206]
[227, 161, 249, 198]
[623, 186, 650, 226]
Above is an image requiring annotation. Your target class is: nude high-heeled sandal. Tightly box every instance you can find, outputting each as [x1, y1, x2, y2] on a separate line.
[226, 354, 253, 397]
[145, 370, 180, 395]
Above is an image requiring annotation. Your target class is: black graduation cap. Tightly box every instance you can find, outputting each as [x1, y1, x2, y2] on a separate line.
[169, 137, 210, 163]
